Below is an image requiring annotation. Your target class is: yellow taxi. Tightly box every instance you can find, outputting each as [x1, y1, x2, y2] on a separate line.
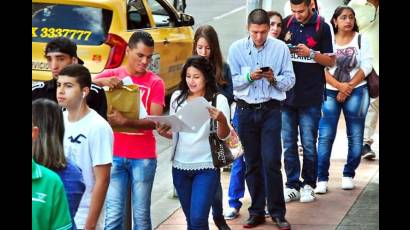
[32, 0, 195, 95]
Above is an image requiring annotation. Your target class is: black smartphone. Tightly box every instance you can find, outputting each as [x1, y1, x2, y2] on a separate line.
[287, 44, 298, 53]
[260, 66, 271, 72]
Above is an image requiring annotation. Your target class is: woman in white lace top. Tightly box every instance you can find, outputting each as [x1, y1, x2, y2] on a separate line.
[157, 55, 230, 229]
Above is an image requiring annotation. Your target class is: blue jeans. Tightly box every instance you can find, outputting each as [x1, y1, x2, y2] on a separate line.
[173, 167, 219, 230]
[227, 156, 245, 210]
[317, 85, 370, 181]
[56, 159, 85, 230]
[227, 108, 246, 210]
[237, 105, 286, 218]
[104, 156, 157, 230]
[282, 104, 321, 190]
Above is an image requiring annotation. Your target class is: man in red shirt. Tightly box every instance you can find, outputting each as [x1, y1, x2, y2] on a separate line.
[94, 31, 165, 230]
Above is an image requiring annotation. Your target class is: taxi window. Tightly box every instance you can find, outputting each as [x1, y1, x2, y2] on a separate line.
[127, 0, 151, 30]
[32, 3, 113, 45]
[147, 0, 176, 27]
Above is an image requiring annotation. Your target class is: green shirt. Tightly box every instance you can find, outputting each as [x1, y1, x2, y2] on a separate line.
[32, 159, 72, 230]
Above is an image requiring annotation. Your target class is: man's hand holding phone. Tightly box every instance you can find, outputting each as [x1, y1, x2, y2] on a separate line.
[257, 67, 276, 85]
[250, 67, 275, 83]
[287, 44, 299, 53]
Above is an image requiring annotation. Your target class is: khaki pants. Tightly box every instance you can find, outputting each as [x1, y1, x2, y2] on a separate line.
[363, 97, 379, 145]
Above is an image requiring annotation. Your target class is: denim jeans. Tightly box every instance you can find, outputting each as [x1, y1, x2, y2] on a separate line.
[56, 159, 86, 230]
[237, 105, 286, 218]
[227, 108, 246, 210]
[317, 85, 370, 181]
[104, 156, 157, 230]
[173, 167, 219, 230]
[227, 156, 245, 210]
[282, 104, 321, 190]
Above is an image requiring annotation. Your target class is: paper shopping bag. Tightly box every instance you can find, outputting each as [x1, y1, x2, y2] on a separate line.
[105, 85, 140, 132]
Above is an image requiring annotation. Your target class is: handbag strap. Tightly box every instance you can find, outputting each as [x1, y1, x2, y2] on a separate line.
[209, 94, 218, 133]
[171, 100, 181, 161]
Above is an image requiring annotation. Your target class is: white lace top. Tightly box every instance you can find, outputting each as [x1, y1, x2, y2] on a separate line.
[169, 90, 230, 170]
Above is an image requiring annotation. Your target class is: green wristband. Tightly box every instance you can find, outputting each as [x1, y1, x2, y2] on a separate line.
[246, 72, 253, 83]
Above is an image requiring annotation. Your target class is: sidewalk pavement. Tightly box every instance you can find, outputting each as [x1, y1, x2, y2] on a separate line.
[155, 116, 379, 230]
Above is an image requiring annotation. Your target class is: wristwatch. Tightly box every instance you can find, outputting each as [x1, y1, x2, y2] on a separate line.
[270, 76, 277, 86]
[309, 49, 316, 59]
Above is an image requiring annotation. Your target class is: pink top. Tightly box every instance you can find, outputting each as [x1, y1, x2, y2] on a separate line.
[95, 67, 165, 159]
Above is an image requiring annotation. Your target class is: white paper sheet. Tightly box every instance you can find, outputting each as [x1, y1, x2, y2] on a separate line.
[147, 97, 210, 133]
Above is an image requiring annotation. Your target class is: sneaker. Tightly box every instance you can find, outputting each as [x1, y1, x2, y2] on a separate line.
[341, 177, 355, 190]
[314, 181, 328, 194]
[284, 188, 300, 203]
[264, 207, 270, 218]
[300, 185, 315, 202]
[224, 207, 239, 220]
[362, 144, 376, 160]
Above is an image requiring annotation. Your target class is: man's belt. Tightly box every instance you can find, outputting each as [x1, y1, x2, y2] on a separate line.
[237, 99, 280, 110]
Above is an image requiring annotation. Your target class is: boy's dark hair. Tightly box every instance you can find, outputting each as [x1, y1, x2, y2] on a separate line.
[247, 9, 270, 26]
[128, 31, 154, 48]
[290, 0, 311, 6]
[45, 37, 84, 64]
[59, 64, 91, 89]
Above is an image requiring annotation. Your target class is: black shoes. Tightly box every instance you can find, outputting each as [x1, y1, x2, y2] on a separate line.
[362, 144, 376, 160]
[213, 217, 231, 230]
[243, 215, 266, 228]
[272, 216, 291, 230]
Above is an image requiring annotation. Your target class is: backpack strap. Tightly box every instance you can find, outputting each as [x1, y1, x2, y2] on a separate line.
[286, 15, 294, 28]
[358, 33, 362, 49]
[286, 14, 321, 32]
[315, 14, 321, 32]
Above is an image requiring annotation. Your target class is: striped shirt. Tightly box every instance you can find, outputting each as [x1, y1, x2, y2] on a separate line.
[228, 36, 295, 104]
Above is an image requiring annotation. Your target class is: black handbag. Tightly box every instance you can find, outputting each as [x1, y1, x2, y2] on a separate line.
[358, 34, 379, 98]
[367, 68, 379, 98]
[209, 95, 234, 168]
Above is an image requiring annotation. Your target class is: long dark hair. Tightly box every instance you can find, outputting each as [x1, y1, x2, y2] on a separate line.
[193, 25, 226, 86]
[331, 6, 359, 34]
[173, 55, 217, 110]
[267, 10, 283, 23]
[32, 98, 66, 170]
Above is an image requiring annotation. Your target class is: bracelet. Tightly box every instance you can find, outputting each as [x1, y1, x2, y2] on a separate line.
[246, 72, 254, 83]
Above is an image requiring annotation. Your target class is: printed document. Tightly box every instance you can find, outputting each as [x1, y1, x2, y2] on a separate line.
[147, 97, 210, 133]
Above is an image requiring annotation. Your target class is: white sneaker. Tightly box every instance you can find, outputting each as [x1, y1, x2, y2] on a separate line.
[341, 177, 355, 190]
[224, 207, 239, 220]
[300, 185, 315, 202]
[284, 188, 300, 203]
[315, 181, 328, 194]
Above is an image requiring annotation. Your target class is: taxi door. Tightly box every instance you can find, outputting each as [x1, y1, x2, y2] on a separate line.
[144, 0, 193, 94]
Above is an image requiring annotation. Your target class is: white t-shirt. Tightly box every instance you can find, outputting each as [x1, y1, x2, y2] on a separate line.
[170, 91, 230, 170]
[327, 32, 373, 90]
[63, 109, 114, 230]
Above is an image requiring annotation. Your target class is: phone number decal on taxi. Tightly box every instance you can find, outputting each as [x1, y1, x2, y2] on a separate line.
[32, 27, 93, 41]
